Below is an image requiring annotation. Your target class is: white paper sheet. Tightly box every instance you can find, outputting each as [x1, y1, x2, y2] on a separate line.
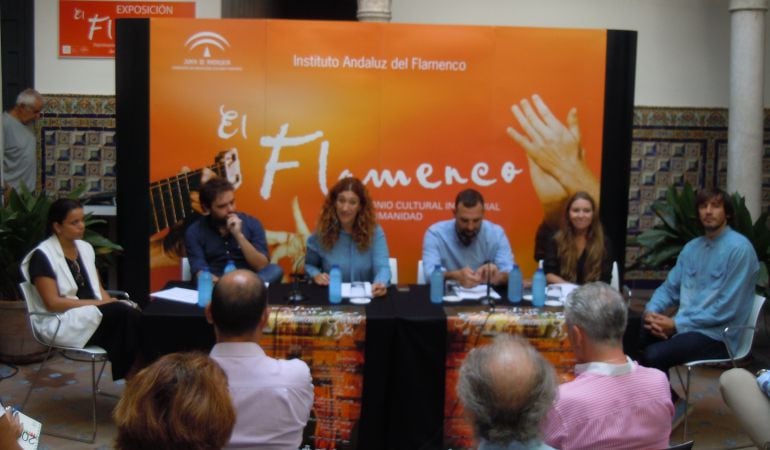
[342, 282, 372, 299]
[150, 287, 199, 304]
[454, 284, 501, 300]
[546, 282, 579, 303]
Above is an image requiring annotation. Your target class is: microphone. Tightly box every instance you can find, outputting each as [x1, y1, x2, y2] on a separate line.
[285, 272, 306, 303]
[478, 261, 495, 308]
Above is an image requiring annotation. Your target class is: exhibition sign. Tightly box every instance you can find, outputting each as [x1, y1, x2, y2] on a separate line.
[59, 0, 195, 58]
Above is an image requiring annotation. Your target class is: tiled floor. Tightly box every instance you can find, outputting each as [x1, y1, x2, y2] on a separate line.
[1, 311, 768, 449]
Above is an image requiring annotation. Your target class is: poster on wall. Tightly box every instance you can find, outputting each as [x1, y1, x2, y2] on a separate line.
[59, 0, 195, 58]
[146, 18, 607, 289]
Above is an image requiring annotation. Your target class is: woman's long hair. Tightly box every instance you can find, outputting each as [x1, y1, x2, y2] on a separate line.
[317, 177, 376, 251]
[554, 191, 605, 283]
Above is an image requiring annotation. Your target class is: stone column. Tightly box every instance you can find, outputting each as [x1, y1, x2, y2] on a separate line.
[727, 0, 767, 218]
[357, 0, 392, 22]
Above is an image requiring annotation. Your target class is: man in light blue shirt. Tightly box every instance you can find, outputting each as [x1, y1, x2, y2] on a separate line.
[642, 187, 759, 404]
[422, 189, 513, 287]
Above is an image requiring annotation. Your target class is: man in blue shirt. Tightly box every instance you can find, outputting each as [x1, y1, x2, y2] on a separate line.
[642, 187, 759, 404]
[422, 189, 513, 287]
[184, 177, 283, 284]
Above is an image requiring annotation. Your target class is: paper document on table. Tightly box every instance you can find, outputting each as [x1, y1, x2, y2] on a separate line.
[454, 284, 501, 300]
[547, 282, 579, 303]
[150, 287, 198, 304]
[342, 282, 372, 298]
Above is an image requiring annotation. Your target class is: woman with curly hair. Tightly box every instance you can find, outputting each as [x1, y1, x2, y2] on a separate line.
[544, 191, 613, 285]
[305, 177, 391, 297]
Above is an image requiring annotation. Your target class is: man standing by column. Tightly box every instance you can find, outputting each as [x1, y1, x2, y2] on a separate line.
[2, 88, 43, 191]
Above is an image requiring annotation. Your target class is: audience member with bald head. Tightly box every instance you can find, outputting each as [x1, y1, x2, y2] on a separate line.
[206, 270, 314, 449]
[458, 334, 557, 450]
[542, 282, 673, 450]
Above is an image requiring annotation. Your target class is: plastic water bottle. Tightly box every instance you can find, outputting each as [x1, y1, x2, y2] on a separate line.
[224, 259, 236, 274]
[508, 263, 522, 304]
[197, 266, 213, 308]
[430, 265, 444, 304]
[329, 265, 342, 304]
[532, 259, 546, 307]
[758, 370, 770, 397]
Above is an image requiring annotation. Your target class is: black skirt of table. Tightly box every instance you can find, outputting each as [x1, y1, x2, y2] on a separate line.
[141, 282, 447, 450]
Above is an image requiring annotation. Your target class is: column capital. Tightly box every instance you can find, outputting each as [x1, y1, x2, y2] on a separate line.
[357, 0, 392, 22]
[729, 0, 768, 12]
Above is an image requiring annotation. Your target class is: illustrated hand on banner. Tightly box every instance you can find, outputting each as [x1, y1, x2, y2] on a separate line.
[266, 196, 311, 275]
[506, 94, 600, 224]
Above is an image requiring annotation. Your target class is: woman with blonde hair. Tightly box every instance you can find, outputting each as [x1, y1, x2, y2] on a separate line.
[305, 177, 391, 297]
[544, 191, 613, 284]
[113, 352, 236, 450]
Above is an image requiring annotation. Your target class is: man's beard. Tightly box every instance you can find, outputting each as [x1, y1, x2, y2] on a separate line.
[456, 227, 478, 247]
[209, 214, 228, 227]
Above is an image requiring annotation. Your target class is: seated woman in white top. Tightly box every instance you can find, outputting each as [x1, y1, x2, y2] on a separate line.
[21, 198, 141, 380]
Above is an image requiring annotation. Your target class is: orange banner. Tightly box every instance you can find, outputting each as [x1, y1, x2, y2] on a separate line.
[59, 1, 195, 58]
[148, 19, 607, 290]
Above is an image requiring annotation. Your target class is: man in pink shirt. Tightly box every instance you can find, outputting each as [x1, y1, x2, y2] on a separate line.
[542, 282, 673, 450]
[206, 270, 314, 450]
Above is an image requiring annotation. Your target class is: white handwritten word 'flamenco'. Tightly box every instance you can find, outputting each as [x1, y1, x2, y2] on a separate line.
[218, 107, 523, 200]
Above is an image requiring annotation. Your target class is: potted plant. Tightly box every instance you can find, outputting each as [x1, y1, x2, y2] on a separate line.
[633, 183, 770, 293]
[0, 185, 122, 363]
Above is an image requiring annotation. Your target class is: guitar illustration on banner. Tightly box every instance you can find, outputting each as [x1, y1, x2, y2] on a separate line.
[149, 148, 242, 269]
[149, 148, 311, 281]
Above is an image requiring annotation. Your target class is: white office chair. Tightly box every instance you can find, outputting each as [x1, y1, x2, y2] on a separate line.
[674, 294, 766, 440]
[181, 256, 191, 281]
[389, 257, 398, 285]
[417, 259, 426, 284]
[19, 282, 113, 444]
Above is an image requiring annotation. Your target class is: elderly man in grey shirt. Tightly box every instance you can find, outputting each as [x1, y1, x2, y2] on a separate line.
[3, 88, 43, 191]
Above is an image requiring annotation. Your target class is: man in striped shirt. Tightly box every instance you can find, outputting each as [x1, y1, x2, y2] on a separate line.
[542, 282, 673, 450]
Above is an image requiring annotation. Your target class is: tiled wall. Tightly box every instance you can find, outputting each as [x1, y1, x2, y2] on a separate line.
[36, 95, 117, 196]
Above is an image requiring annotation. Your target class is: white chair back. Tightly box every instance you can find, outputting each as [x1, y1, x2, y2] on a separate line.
[181, 257, 192, 281]
[18, 281, 51, 347]
[728, 294, 766, 360]
[389, 257, 398, 285]
[610, 261, 620, 291]
[417, 260, 426, 284]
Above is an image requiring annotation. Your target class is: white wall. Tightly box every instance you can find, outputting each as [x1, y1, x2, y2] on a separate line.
[34, 0, 221, 95]
[33, 0, 769, 107]
[391, 0, 770, 108]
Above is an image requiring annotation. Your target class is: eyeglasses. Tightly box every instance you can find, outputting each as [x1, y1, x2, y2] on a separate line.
[25, 104, 42, 115]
